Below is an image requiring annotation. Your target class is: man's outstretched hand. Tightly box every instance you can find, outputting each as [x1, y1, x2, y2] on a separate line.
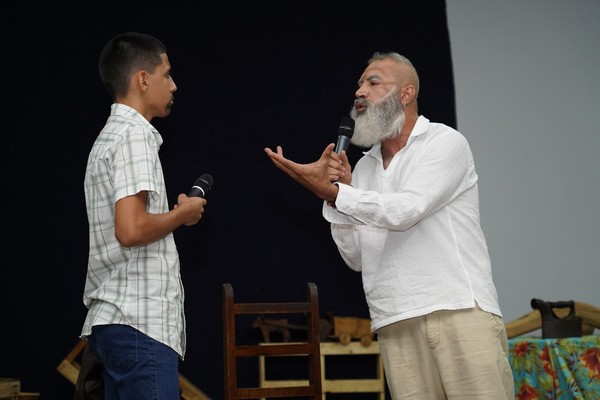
[264, 143, 341, 203]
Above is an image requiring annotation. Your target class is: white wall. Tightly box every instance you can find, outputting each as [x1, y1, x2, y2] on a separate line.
[446, 1, 600, 326]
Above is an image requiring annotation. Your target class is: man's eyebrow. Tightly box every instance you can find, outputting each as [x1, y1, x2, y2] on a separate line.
[357, 73, 382, 86]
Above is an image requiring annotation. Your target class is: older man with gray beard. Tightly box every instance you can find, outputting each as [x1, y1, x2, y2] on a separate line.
[265, 52, 514, 400]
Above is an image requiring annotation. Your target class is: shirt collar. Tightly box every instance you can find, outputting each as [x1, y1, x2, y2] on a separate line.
[363, 115, 430, 160]
[110, 103, 163, 147]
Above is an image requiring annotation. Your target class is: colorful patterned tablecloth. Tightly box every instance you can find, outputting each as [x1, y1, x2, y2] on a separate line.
[508, 335, 600, 399]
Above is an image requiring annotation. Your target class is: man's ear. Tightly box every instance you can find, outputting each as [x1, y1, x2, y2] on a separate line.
[137, 71, 150, 92]
[400, 85, 416, 105]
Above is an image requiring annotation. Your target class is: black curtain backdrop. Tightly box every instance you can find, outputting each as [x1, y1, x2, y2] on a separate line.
[1, 1, 454, 398]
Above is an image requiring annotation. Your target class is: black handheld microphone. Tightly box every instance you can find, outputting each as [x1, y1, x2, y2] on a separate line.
[188, 173, 213, 198]
[334, 117, 355, 154]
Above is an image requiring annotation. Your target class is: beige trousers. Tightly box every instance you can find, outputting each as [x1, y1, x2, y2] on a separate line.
[377, 304, 515, 400]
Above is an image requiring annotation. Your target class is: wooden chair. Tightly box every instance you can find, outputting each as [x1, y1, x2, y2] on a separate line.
[223, 282, 322, 399]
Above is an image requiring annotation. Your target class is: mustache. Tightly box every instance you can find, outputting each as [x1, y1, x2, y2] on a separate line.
[354, 98, 368, 107]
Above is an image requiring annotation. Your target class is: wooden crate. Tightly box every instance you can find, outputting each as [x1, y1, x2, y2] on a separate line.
[0, 378, 20, 400]
[259, 341, 385, 400]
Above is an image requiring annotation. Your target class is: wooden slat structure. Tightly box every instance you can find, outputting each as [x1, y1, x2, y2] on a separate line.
[259, 341, 385, 400]
[223, 282, 322, 399]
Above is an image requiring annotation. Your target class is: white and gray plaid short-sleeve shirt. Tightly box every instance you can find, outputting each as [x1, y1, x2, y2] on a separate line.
[80, 103, 186, 358]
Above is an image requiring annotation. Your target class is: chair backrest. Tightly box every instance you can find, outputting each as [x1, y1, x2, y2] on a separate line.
[223, 282, 322, 399]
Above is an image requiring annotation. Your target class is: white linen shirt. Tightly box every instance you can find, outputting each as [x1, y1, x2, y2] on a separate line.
[323, 115, 502, 332]
[81, 103, 186, 358]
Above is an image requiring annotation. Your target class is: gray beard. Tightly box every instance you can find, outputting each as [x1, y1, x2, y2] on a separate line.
[349, 92, 405, 148]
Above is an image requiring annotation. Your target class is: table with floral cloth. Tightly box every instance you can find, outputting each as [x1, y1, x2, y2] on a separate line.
[508, 334, 600, 399]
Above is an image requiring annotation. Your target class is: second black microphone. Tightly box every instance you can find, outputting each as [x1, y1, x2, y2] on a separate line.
[188, 174, 213, 198]
[334, 116, 355, 154]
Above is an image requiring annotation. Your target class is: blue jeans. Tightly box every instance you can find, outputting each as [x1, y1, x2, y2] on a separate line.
[88, 324, 180, 400]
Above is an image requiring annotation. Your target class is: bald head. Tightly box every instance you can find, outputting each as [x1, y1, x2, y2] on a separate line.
[368, 52, 420, 99]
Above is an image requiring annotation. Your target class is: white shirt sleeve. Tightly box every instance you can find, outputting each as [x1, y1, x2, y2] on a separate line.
[322, 200, 362, 271]
[331, 132, 476, 232]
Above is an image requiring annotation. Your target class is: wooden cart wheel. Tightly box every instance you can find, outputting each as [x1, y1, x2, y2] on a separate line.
[339, 332, 352, 345]
[360, 335, 372, 347]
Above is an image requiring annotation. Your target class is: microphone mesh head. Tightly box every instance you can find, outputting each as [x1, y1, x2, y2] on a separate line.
[199, 173, 213, 190]
[338, 117, 355, 137]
